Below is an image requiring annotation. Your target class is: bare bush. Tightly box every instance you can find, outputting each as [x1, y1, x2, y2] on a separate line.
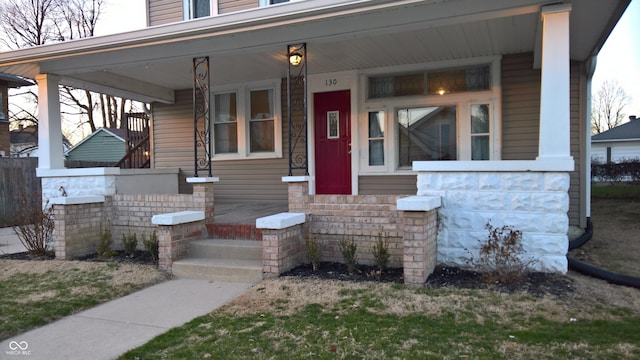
[12, 196, 54, 257]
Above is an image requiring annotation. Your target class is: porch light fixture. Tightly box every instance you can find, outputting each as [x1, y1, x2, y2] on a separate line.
[289, 51, 303, 66]
[437, 88, 447, 96]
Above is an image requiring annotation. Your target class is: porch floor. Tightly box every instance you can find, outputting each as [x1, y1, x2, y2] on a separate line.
[213, 202, 288, 225]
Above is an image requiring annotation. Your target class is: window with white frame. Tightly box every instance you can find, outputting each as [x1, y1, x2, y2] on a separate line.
[362, 62, 497, 172]
[259, 0, 290, 6]
[212, 81, 281, 159]
[184, 0, 214, 19]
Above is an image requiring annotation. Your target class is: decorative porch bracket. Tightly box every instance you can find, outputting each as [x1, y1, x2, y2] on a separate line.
[193, 56, 212, 177]
[287, 43, 309, 176]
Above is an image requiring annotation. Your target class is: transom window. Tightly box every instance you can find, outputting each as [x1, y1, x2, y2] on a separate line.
[368, 65, 490, 99]
[211, 81, 281, 159]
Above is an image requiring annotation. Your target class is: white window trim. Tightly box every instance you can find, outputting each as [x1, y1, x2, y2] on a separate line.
[359, 57, 501, 174]
[211, 79, 282, 161]
[183, 0, 218, 20]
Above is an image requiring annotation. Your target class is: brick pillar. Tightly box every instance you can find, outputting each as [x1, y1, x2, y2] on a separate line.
[284, 177, 311, 212]
[50, 197, 106, 260]
[187, 177, 217, 236]
[401, 209, 438, 284]
[262, 224, 304, 278]
[157, 220, 205, 273]
[192, 182, 215, 222]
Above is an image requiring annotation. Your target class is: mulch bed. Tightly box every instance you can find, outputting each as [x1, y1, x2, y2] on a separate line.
[3, 251, 574, 298]
[282, 262, 574, 298]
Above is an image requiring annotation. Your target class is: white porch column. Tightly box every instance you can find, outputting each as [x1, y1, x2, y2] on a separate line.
[36, 74, 65, 169]
[538, 4, 572, 161]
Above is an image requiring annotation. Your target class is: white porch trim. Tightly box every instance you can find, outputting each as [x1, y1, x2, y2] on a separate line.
[537, 4, 572, 161]
[36, 74, 65, 170]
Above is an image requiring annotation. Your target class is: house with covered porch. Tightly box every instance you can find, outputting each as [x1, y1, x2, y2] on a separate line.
[0, 0, 630, 284]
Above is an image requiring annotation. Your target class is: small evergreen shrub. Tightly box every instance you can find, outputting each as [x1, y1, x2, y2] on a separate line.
[339, 237, 358, 274]
[122, 232, 138, 258]
[142, 230, 159, 262]
[371, 232, 390, 274]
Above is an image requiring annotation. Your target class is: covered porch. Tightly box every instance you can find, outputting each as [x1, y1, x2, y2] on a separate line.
[0, 0, 630, 281]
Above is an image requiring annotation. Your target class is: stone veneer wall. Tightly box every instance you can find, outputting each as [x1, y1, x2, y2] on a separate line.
[289, 182, 405, 268]
[42, 175, 116, 202]
[304, 194, 404, 267]
[109, 193, 197, 249]
[417, 172, 569, 273]
[51, 182, 215, 259]
[52, 200, 105, 259]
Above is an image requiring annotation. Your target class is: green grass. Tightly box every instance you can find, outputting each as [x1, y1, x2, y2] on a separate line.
[120, 280, 640, 360]
[592, 183, 640, 199]
[0, 262, 164, 341]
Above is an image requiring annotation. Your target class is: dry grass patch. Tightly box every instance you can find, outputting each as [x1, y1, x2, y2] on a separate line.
[0, 259, 168, 340]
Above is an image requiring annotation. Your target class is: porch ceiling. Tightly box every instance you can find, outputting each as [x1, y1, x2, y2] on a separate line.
[0, 0, 629, 103]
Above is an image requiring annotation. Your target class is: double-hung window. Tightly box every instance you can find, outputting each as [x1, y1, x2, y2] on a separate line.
[212, 81, 281, 159]
[362, 61, 498, 173]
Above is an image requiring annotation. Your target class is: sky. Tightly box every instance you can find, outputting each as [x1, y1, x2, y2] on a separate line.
[97, 0, 640, 118]
[592, 0, 640, 118]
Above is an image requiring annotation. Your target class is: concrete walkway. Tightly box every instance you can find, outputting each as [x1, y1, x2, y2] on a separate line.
[0, 226, 27, 255]
[0, 227, 255, 360]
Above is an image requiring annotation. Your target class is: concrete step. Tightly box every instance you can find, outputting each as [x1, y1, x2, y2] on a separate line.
[188, 239, 262, 261]
[172, 258, 263, 283]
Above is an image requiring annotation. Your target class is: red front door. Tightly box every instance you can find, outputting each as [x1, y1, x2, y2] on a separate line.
[314, 90, 351, 195]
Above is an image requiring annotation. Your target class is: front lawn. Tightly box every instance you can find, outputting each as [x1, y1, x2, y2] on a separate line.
[120, 276, 640, 359]
[0, 260, 167, 340]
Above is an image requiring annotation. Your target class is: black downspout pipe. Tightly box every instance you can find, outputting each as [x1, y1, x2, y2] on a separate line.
[567, 217, 640, 289]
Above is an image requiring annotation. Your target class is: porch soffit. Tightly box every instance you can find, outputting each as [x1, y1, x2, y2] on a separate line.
[0, 0, 629, 103]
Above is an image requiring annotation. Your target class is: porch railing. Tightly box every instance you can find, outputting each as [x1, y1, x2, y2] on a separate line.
[115, 112, 151, 169]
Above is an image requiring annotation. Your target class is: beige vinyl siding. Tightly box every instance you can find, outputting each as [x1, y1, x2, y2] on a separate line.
[569, 61, 583, 227]
[219, 0, 258, 14]
[501, 53, 584, 227]
[358, 175, 416, 195]
[152, 84, 289, 202]
[148, 0, 183, 26]
[501, 53, 540, 160]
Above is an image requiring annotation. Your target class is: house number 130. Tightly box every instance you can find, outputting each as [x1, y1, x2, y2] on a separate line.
[325, 78, 337, 86]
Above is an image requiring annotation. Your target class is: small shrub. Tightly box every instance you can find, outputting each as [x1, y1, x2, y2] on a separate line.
[142, 230, 159, 262]
[371, 232, 390, 274]
[122, 232, 138, 258]
[305, 222, 321, 271]
[97, 224, 115, 259]
[339, 237, 358, 274]
[12, 196, 55, 257]
[469, 222, 537, 284]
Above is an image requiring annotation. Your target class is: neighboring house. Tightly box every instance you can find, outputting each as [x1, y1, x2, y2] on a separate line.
[10, 125, 71, 158]
[0, 73, 33, 157]
[0, 0, 631, 279]
[592, 115, 640, 164]
[10, 125, 39, 157]
[65, 127, 127, 165]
